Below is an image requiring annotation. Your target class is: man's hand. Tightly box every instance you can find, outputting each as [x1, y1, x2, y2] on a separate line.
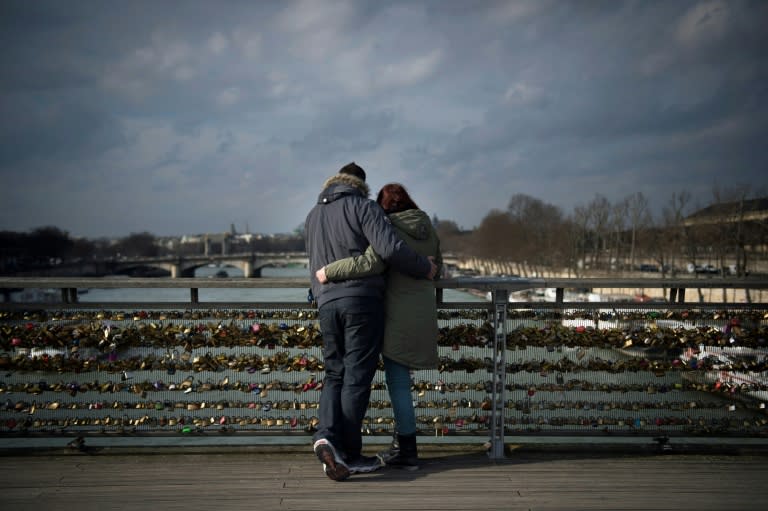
[427, 256, 438, 280]
[316, 266, 329, 283]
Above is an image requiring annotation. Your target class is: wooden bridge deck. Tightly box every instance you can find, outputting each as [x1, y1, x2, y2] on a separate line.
[1, 444, 767, 511]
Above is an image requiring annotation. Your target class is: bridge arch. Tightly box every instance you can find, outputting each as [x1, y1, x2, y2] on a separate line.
[110, 253, 310, 278]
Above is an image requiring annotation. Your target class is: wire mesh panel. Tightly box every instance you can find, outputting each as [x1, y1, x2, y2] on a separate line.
[1, 306, 325, 435]
[502, 304, 768, 437]
[1, 300, 767, 444]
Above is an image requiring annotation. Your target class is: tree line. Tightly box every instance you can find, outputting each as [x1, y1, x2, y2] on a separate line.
[2, 187, 766, 277]
[0, 228, 304, 274]
[433, 189, 767, 278]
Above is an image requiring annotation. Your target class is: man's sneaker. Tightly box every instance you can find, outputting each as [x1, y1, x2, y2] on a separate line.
[313, 438, 350, 481]
[346, 455, 383, 474]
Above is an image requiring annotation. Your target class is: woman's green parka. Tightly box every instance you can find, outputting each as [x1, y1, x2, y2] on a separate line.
[322, 208, 442, 369]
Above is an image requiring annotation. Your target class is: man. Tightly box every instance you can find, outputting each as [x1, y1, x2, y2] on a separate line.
[305, 162, 437, 481]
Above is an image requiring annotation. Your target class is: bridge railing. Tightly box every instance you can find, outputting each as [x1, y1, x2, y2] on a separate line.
[3, 275, 766, 304]
[1, 276, 767, 458]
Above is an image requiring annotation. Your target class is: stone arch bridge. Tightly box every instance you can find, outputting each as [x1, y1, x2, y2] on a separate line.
[110, 252, 467, 278]
[111, 252, 309, 278]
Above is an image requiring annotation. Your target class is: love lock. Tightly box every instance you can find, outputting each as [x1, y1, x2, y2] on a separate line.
[165, 349, 179, 375]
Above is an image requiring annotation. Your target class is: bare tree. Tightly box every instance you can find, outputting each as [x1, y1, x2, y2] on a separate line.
[626, 192, 650, 272]
[668, 191, 695, 271]
[114, 232, 159, 258]
[570, 204, 592, 276]
[469, 209, 516, 261]
[507, 194, 567, 274]
[434, 218, 470, 254]
[668, 191, 708, 301]
[610, 198, 628, 272]
[430, 187, 765, 289]
[585, 195, 612, 270]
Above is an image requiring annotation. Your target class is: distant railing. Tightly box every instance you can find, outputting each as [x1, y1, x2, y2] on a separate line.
[2, 275, 768, 304]
[1, 276, 767, 459]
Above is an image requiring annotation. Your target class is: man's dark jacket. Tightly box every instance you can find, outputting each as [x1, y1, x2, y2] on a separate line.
[305, 173, 430, 308]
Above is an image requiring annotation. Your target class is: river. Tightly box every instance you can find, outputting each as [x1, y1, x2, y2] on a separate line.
[54, 265, 486, 304]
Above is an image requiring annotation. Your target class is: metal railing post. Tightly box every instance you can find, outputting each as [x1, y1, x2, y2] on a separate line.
[489, 287, 508, 460]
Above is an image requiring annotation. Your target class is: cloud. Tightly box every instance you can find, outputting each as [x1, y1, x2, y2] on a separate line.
[276, 0, 357, 61]
[377, 49, 443, 89]
[235, 31, 262, 60]
[101, 32, 201, 100]
[676, 0, 732, 47]
[290, 108, 397, 162]
[0, 95, 124, 169]
[486, 0, 552, 24]
[0, 0, 766, 238]
[207, 32, 229, 55]
[216, 87, 242, 107]
[502, 82, 546, 107]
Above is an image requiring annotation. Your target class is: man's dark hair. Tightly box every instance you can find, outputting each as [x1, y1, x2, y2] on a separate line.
[339, 162, 366, 182]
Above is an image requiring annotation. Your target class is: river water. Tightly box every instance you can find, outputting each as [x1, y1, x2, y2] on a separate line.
[67, 265, 485, 304]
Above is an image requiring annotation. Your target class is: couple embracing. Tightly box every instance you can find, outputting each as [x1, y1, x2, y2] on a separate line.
[304, 162, 442, 481]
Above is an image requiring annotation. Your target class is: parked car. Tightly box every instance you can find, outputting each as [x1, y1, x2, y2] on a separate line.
[686, 263, 720, 274]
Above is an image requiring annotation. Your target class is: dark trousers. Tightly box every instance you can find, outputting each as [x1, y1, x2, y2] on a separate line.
[314, 296, 384, 460]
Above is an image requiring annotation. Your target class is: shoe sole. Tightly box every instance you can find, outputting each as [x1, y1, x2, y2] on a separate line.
[348, 464, 382, 474]
[315, 444, 350, 481]
[377, 452, 397, 463]
[380, 453, 419, 471]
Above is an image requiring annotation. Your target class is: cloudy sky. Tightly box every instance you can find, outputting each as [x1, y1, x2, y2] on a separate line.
[1, 0, 766, 239]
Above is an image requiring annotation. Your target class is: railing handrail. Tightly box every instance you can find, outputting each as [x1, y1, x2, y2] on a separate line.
[0, 276, 311, 289]
[3, 275, 767, 307]
[2, 276, 768, 290]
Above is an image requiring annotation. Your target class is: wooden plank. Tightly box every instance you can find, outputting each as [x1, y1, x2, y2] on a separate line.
[1, 452, 767, 511]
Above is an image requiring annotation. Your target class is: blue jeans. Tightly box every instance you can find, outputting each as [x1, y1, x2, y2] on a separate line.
[383, 356, 417, 435]
[314, 296, 384, 460]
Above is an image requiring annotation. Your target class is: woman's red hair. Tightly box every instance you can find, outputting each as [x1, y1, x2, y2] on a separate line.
[376, 183, 419, 214]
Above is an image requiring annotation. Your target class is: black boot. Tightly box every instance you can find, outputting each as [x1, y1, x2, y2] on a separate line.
[377, 430, 399, 463]
[381, 433, 418, 471]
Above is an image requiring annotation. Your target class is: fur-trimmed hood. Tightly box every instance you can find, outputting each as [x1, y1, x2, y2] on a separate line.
[305, 171, 432, 308]
[317, 173, 370, 204]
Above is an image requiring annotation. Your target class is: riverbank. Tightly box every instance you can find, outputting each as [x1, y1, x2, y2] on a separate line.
[451, 269, 767, 304]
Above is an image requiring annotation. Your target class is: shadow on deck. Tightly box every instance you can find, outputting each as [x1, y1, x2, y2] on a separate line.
[2, 442, 768, 511]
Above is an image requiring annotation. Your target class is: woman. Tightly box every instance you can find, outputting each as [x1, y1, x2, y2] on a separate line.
[315, 183, 442, 471]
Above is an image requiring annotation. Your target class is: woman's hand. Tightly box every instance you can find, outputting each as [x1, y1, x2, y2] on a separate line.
[316, 266, 328, 283]
[427, 256, 438, 280]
